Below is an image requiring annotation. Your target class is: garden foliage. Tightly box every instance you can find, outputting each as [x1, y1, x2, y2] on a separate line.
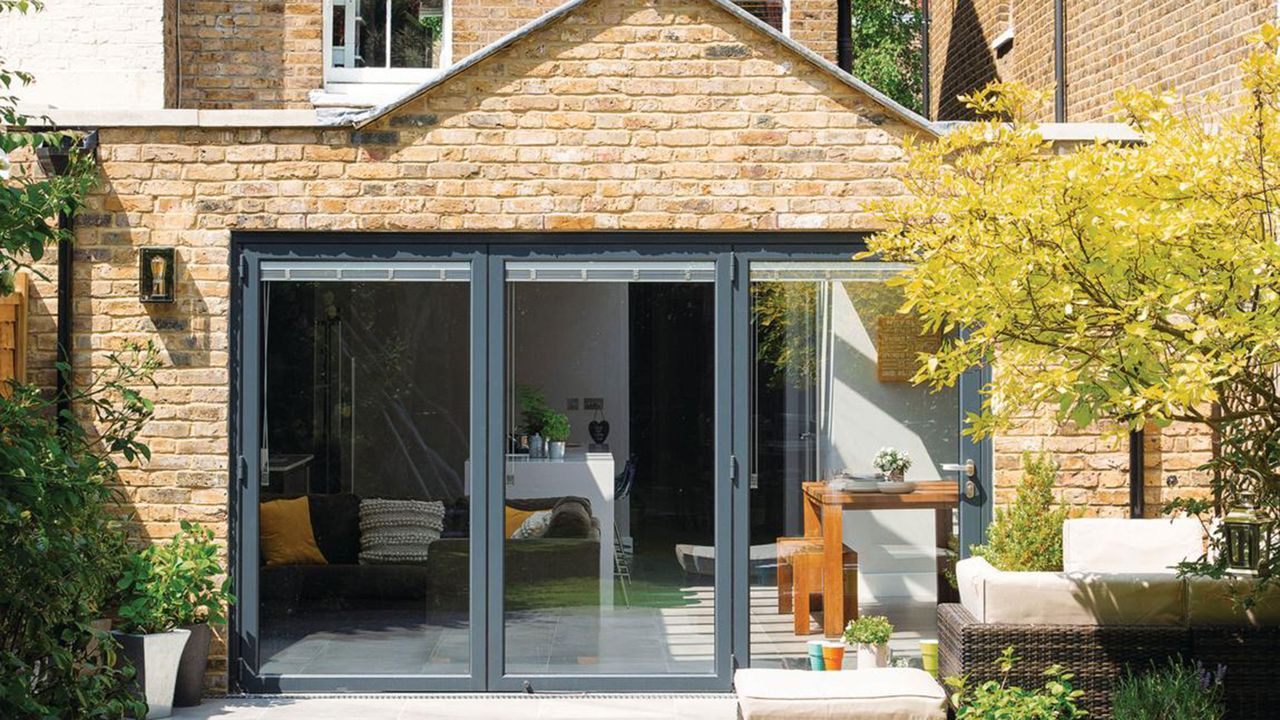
[868, 25, 1280, 589]
[946, 647, 1086, 720]
[1112, 659, 1226, 720]
[972, 454, 1069, 572]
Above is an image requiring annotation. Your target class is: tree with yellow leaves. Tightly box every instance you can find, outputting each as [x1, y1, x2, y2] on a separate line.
[869, 26, 1280, 589]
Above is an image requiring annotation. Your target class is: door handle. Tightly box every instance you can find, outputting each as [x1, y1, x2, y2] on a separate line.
[941, 460, 978, 499]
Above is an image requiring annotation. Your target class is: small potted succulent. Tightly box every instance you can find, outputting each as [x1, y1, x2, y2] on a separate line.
[843, 615, 894, 669]
[873, 447, 912, 481]
[542, 410, 571, 460]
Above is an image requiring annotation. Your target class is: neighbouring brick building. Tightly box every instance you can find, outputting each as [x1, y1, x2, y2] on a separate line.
[927, 0, 1277, 121]
[0, 0, 1228, 700]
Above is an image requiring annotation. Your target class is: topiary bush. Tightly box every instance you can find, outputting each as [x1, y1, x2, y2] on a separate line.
[972, 453, 1070, 572]
[0, 343, 158, 719]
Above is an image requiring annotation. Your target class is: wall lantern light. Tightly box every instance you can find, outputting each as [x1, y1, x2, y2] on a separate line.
[1224, 491, 1271, 577]
[139, 247, 176, 303]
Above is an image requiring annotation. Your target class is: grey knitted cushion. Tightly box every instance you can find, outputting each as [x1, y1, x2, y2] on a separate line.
[358, 498, 445, 565]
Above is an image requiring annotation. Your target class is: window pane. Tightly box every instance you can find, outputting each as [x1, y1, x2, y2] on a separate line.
[258, 278, 471, 676]
[391, 0, 445, 69]
[502, 275, 717, 675]
[331, 3, 347, 67]
[747, 267, 959, 669]
[732, 0, 784, 31]
[355, 0, 388, 68]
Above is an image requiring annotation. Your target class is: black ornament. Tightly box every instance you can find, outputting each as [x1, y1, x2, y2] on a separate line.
[588, 419, 610, 444]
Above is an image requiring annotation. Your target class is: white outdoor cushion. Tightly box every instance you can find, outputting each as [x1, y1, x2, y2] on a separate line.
[1186, 577, 1280, 627]
[1062, 518, 1204, 573]
[956, 556, 1185, 626]
[735, 668, 947, 720]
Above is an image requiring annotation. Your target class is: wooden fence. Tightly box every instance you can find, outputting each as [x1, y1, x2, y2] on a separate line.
[0, 271, 28, 392]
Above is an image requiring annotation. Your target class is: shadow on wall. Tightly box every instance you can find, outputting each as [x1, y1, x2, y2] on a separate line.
[938, 0, 999, 121]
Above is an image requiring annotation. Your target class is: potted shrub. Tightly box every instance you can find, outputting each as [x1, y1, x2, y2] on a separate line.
[518, 385, 550, 457]
[112, 545, 191, 719]
[163, 521, 234, 708]
[542, 410, 571, 459]
[873, 447, 912, 481]
[843, 615, 894, 669]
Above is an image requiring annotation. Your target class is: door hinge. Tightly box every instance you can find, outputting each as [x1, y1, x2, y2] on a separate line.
[730, 454, 739, 487]
[730, 256, 738, 286]
[237, 455, 248, 487]
[239, 254, 249, 286]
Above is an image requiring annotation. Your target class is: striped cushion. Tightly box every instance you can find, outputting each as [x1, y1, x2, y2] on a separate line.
[358, 498, 445, 565]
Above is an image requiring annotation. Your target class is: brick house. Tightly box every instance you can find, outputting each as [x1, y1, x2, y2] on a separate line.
[0, 0, 1227, 699]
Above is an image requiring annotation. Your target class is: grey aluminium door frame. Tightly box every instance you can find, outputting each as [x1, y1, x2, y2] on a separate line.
[484, 242, 735, 692]
[230, 237, 490, 693]
[728, 242, 994, 666]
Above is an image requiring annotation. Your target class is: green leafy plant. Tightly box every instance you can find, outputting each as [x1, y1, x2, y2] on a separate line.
[115, 521, 234, 634]
[0, 344, 158, 719]
[541, 410, 571, 443]
[946, 647, 1086, 720]
[972, 454, 1070, 572]
[517, 385, 551, 435]
[1112, 659, 1225, 720]
[843, 615, 894, 646]
[848, 0, 923, 112]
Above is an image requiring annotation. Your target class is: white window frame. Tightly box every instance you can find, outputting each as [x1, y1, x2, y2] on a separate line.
[322, 0, 453, 85]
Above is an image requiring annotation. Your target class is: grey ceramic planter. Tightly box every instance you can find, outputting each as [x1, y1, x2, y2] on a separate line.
[113, 628, 191, 719]
[173, 623, 211, 707]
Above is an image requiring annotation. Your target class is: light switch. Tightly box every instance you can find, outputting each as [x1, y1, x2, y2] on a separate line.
[566, 398, 579, 410]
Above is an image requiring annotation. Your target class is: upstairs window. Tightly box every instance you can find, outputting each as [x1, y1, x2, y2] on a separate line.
[326, 0, 451, 83]
[731, 0, 787, 33]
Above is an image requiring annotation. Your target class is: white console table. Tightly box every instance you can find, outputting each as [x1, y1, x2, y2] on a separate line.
[465, 451, 615, 605]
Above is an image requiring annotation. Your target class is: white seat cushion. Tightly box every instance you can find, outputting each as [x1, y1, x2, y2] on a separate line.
[1063, 518, 1204, 573]
[1186, 577, 1280, 627]
[956, 556, 1185, 626]
[735, 668, 947, 720]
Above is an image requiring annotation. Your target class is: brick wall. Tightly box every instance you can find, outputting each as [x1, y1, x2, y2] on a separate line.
[176, 0, 323, 109]
[19, 0, 922, 691]
[790, 0, 838, 64]
[928, 0, 1275, 121]
[0, 0, 172, 110]
[451, 0, 568, 60]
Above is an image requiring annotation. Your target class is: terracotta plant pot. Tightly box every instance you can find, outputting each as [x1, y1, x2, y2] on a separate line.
[173, 623, 212, 707]
[113, 628, 191, 719]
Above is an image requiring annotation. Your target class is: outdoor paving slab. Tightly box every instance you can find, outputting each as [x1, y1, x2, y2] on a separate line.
[171, 695, 738, 720]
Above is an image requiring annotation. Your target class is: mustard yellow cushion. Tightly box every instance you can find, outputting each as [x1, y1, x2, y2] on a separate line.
[260, 497, 327, 566]
[505, 506, 536, 538]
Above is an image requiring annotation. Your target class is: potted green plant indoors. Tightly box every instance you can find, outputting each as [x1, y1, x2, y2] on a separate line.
[166, 521, 234, 708]
[543, 410, 571, 459]
[844, 615, 894, 669]
[873, 447, 912, 481]
[112, 547, 191, 718]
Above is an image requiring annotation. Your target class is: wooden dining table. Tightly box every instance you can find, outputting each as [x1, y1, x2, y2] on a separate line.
[802, 480, 960, 637]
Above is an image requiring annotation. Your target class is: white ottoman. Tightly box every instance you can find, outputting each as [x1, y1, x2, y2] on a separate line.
[735, 668, 948, 720]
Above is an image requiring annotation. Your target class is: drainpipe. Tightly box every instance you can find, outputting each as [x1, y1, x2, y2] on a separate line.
[921, 0, 931, 118]
[35, 131, 98, 431]
[837, 0, 853, 73]
[1128, 429, 1144, 518]
[1053, 0, 1066, 122]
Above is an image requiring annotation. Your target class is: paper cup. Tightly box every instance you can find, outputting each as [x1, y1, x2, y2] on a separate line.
[821, 641, 845, 671]
[920, 639, 939, 676]
[807, 640, 826, 671]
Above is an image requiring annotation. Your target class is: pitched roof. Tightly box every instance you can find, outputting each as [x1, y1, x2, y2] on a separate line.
[351, 0, 938, 135]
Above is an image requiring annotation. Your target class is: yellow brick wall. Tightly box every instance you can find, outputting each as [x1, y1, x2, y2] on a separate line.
[177, 0, 323, 109]
[790, 0, 838, 64]
[929, 0, 1275, 121]
[23, 0, 919, 692]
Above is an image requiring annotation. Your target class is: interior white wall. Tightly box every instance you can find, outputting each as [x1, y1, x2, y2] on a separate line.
[823, 282, 959, 602]
[0, 1, 169, 110]
[510, 282, 630, 521]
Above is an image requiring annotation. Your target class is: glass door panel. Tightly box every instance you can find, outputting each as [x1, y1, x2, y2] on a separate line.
[498, 260, 719, 678]
[255, 260, 473, 678]
[745, 261, 960, 668]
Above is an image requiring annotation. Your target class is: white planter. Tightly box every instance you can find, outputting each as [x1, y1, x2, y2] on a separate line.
[854, 642, 889, 669]
[113, 628, 191, 719]
[548, 441, 566, 459]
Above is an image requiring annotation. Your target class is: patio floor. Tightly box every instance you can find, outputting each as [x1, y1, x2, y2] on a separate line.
[171, 695, 738, 720]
